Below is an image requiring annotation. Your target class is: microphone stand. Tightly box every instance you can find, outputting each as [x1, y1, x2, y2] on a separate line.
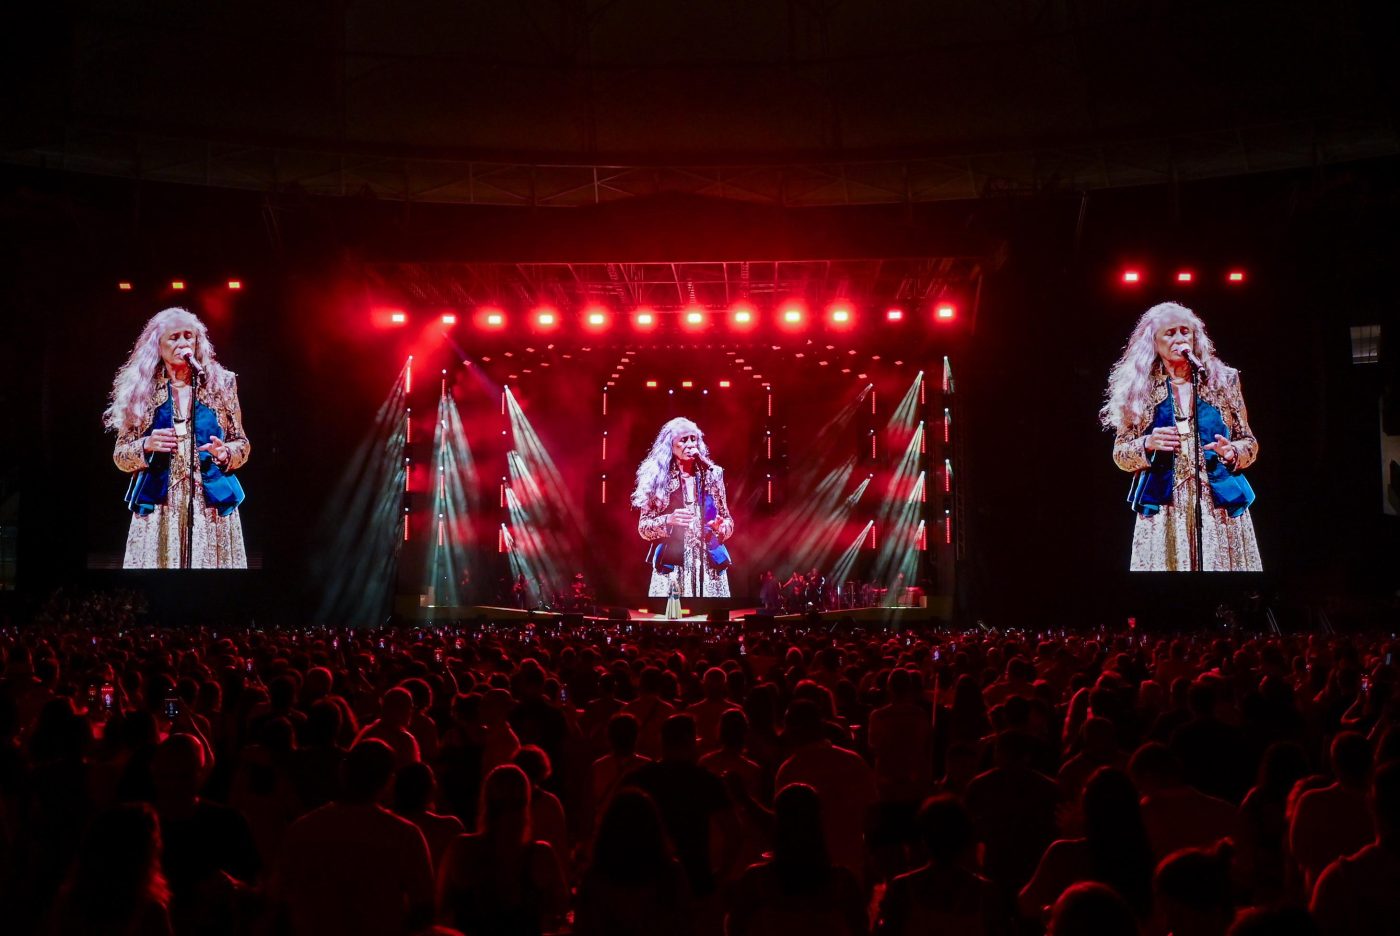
[1189, 358, 1203, 573]
[181, 367, 201, 569]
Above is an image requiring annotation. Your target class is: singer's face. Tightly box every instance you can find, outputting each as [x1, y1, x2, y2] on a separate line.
[1155, 321, 1193, 365]
[672, 433, 700, 462]
[160, 322, 199, 370]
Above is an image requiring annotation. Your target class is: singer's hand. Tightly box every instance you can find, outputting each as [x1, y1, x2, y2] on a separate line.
[199, 435, 231, 467]
[667, 508, 696, 528]
[708, 516, 733, 541]
[1144, 427, 1181, 453]
[144, 427, 179, 454]
[1204, 434, 1237, 465]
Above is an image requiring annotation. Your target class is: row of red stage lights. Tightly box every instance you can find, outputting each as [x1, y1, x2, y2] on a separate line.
[118, 281, 243, 291]
[387, 303, 958, 328]
[1120, 269, 1247, 285]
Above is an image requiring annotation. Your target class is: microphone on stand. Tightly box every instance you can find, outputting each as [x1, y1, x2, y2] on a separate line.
[180, 350, 205, 379]
[1173, 343, 1204, 370]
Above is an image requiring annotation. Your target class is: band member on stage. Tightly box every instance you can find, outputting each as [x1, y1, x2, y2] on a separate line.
[104, 307, 250, 568]
[632, 417, 734, 597]
[1101, 301, 1261, 571]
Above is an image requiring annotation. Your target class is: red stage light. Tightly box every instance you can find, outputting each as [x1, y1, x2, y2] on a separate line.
[118, 282, 133, 291]
[441, 313, 457, 325]
[828, 303, 853, 327]
[476, 306, 506, 329]
[782, 306, 804, 325]
[718, 380, 731, 388]
[390, 311, 407, 325]
[1176, 271, 1194, 283]
[681, 380, 693, 388]
[633, 309, 657, 330]
[534, 307, 559, 329]
[227, 280, 242, 290]
[886, 308, 904, 321]
[1227, 270, 1246, 283]
[729, 303, 756, 329]
[682, 307, 707, 329]
[584, 305, 610, 330]
[645, 380, 658, 388]
[171, 280, 186, 290]
[1121, 270, 1141, 284]
[935, 303, 956, 322]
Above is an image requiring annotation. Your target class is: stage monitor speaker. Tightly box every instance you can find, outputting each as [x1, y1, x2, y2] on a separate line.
[707, 609, 729, 624]
[607, 607, 630, 621]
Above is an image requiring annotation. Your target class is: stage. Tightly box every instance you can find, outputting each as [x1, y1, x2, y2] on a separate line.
[400, 601, 954, 626]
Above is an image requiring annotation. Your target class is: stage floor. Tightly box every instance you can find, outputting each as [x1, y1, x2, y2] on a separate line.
[406, 603, 949, 625]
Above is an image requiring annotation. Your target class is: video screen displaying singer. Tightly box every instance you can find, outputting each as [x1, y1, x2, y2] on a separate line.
[103, 307, 250, 569]
[1102, 301, 1261, 572]
[632, 417, 734, 597]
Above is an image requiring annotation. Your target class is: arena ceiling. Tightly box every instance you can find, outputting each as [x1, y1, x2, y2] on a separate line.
[5, 1, 1397, 206]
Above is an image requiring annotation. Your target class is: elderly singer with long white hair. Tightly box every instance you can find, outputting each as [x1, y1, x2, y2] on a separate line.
[1101, 301, 1261, 571]
[632, 417, 734, 597]
[104, 307, 250, 568]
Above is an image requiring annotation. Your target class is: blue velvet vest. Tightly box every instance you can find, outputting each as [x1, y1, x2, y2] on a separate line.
[1126, 391, 1255, 517]
[124, 383, 246, 516]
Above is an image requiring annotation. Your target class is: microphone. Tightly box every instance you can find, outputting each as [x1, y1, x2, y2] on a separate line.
[1173, 343, 1204, 370]
[694, 451, 715, 469]
[180, 350, 205, 378]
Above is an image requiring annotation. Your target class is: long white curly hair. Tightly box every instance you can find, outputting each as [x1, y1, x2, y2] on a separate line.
[103, 307, 229, 434]
[631, 416, 715, 511]
[1100, 301, 1233, 434]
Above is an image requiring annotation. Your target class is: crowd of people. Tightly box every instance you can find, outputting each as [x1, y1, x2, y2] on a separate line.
[0, 590, 1396, 935]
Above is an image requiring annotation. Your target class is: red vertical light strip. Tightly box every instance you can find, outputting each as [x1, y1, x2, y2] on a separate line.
[871, 390, 877, 415]
[497, 526, 505, 553]
[767, 393, 773, 417]
[921, 474, 927, 503]
[944, 408, 951, 443]
[439, 470, 445, 499]
[406, 359, 412, 395]
[766, 436, 772, 459]
[871, 434, 877, 459]
[870, 524, 877, 550]
[920, 424, 926, 455]
[499, 483, 505, 508]
[501, 391, 506, 416]
[945, 458, 952, 492]
[405, 411, 412, 444]
[437, 519, 445, 546]
[920, 377, 925, 406]
[945, 513, 952, 544]
[602, 435, 607, 461]
[919, 524, 927, 551]
[404, 459, 410, 492]
[601, 477, 607, 504]
[403, 515, 410, 542]
[766, 479, 772, 503]
[602, 390, 608, 416]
